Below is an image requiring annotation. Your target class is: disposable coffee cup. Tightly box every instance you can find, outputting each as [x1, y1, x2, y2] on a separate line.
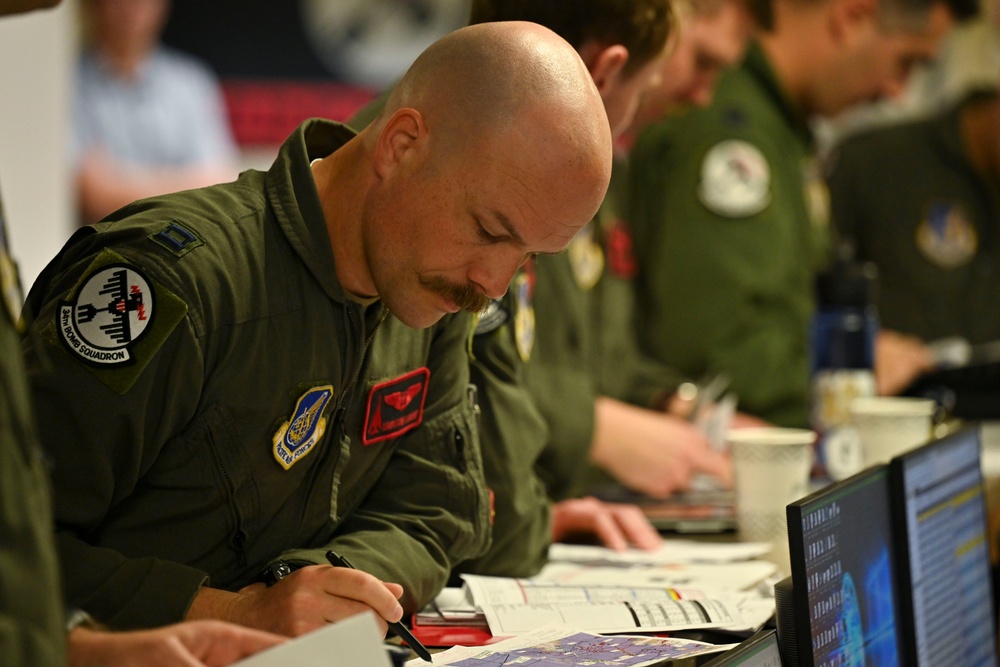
[729, 428, 815, 574]
[849, 396, 934, 466]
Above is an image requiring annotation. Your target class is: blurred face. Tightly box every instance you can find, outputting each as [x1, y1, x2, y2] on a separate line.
[656, 2, 750, 111]
[600, 50, 670, 140]
[362, 112, 606, 328]
[91, 0, 169, 55]
[812, 2, 952, 115]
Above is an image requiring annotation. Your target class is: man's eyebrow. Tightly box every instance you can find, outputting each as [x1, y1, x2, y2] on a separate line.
[492, 210, 526, 246]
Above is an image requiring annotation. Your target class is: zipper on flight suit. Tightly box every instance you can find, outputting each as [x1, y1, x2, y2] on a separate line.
[217, 462, 248, 569]
[327, 303, 390, 523]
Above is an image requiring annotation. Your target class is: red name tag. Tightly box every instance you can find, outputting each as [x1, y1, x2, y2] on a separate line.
[363, 368, 430, 445]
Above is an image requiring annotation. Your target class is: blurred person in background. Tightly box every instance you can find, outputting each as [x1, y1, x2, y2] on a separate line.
[630, 0, 973, 428]
[827, 72, 1000, 412]
[73, 0, 238, 225]
[1, 2, 283, 666]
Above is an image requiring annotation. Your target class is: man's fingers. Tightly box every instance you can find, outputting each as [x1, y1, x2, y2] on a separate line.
[611, 504, 662, 551]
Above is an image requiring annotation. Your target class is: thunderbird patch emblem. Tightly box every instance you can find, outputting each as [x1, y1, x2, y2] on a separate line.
[58, 264, 154, 366]
[273, 385, 334, 470]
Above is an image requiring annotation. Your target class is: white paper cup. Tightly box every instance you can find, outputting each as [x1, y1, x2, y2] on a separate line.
[849, 396, 934, 466]
[729, 428, 815, 573]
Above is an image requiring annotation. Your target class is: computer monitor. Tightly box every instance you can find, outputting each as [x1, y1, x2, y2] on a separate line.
[786, 466, 904, 667]
[890, 428, 998, 667]
[702, 629, 781, 667]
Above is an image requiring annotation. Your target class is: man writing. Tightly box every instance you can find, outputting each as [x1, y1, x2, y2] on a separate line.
[24, 21, 612, 636]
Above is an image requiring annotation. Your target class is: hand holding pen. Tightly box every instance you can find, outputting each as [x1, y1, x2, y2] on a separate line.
[327, 550, 434, 663]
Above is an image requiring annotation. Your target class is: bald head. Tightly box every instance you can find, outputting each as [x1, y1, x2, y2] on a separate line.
[347, 22, 614, 327]
[386, 21, 606, 134]
[373, 21, 612, 206]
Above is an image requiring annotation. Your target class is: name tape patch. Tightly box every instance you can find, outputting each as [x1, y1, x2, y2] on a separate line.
[363, 368, 430, 446]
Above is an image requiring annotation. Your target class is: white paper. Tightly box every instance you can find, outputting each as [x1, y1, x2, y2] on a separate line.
[461, 574, 703, 606]
[547, 539, 772, 565]
[407, 624, 734, 666]
[232, 611, 391, 667]
[534, 559, 777, 591]
[480, 598, 741, 637]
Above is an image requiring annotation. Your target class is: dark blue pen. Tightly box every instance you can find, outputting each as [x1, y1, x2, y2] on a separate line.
[326, 550, 433, 663]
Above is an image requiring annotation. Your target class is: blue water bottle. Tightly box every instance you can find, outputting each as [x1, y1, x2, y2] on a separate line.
[810, 250, 879, 480]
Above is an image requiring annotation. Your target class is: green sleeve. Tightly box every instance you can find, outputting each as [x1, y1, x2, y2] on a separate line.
[283, 314, 492, 612]
[0, 310, 65, 667]
[456, 305, 552, 578]
[23, 247, 209, 630]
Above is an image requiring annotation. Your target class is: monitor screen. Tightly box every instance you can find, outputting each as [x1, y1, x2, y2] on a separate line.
[787, 466, 903, 667]
[891, 428, 998, 667]
[702, 629, 781, 667]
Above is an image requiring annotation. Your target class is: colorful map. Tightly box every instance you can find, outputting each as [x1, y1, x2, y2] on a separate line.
[446, 631, 719, 666]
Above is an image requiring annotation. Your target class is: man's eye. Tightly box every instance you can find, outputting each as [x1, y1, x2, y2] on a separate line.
[477, 223, 501, 242]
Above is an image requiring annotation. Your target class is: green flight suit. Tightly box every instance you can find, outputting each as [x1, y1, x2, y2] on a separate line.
[828, 92, 1000, 344]
[348, 99, 553, 578]
[528, 160, 684, 501]
[22, 119, 491, 630]
[458, 284, 551, 577]
[629, 42, 831, 428]
[0, 192, 65, 666]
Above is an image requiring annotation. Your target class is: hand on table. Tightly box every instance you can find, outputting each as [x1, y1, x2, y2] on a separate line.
[187, 565, 404, 637]
[551, 496, 662, 551]
[591, 397, 732, 498]
[67, 620, 284, 667]
[876, 330, 935, 396]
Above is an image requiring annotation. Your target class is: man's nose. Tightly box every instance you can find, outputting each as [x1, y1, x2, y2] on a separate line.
[469, 250, 526, 299]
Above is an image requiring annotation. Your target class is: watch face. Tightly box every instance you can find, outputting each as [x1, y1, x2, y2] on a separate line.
[824, 426, 864, 481]
[300, 0, 470, 86]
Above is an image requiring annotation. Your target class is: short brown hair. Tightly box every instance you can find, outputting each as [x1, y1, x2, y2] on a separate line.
[469, 0, 673, 76]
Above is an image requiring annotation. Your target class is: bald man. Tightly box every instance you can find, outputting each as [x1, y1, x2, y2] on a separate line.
[22, 21, 611, 638]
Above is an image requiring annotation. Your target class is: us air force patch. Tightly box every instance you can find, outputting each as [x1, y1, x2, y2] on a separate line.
[917, 201, 977, 268]
[59, 264, 154, 366]
[364, 368, 430, 445]
[697, 140, 771, 217]
[273, 385, 334, 470]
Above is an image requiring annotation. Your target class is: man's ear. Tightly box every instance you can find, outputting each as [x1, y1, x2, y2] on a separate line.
[373, 108, 426, 179]
[829, 0, 878, 44]
[579, 42, 630, 95]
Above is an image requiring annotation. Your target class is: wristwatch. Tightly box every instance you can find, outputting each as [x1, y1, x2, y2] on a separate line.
[256, 559, 313, 586]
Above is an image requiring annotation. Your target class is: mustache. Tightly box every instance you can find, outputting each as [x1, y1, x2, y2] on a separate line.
[419, 275, 491, 314]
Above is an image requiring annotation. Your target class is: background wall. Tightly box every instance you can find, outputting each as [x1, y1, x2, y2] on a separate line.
[0, 2, 75, 292]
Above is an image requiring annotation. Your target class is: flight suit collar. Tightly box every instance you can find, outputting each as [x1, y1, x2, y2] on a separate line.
[743, 41, 814, 149]
[266, 119, 358, 305]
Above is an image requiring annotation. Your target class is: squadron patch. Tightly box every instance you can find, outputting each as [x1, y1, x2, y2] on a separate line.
[273, 385, 334, 470]
[697, 140, 771, 217]
[567, 224, 604, 291]
[363, 368, 430, 445]
[512, 272, 535, 362]
[917, 201, 977, 268]
[605, 221, 637, 279]
[58, 263, 155, 366]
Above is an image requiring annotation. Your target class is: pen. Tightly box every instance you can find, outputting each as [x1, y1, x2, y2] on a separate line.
[326, 550, 433, 663]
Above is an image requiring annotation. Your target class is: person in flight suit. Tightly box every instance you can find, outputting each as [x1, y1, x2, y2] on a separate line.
[629, 0, 967, 428]
[827, 85, 1000, 400]
[22, 21, 612, 637]
[350, 0, 678, 571]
